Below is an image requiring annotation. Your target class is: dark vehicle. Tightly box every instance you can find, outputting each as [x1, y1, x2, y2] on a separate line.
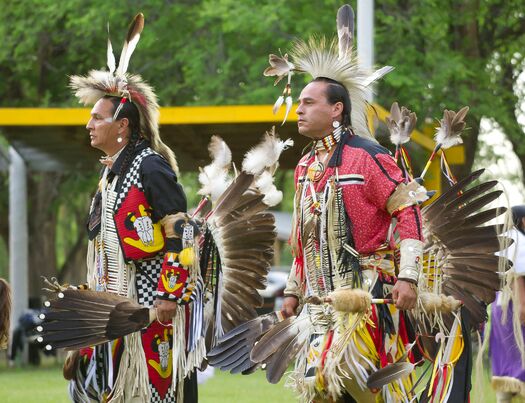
[257, 268, 288, 314]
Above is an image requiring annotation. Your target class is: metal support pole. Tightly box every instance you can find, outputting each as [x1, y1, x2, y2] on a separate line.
[357, 0, 374, 102]
[8, 146, 28, 364]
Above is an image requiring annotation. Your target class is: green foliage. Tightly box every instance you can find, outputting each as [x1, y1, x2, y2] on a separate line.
[3, 0, 525, 284]
[0, 0, 342, 107]
[178, 171, 202, 209]
[376, 1, 489, 117]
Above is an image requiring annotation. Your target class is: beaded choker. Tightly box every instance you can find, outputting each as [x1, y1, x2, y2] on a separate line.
[314, 126, 342, 152]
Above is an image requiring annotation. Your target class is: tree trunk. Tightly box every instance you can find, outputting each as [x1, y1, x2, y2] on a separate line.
[59, 233, 88, 287]
[494, 62, 525, 185]
[27, 172, 64, 304]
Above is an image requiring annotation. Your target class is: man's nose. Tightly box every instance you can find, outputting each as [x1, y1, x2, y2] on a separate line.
[86, 118, 94, 130]
[296, 104, 303, 115]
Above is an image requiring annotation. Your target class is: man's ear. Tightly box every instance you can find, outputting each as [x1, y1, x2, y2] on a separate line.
[119, 117, 130, 130]
[332, 101, 344, 119]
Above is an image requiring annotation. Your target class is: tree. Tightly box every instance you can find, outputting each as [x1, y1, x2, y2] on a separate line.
[375, 0, 525, 180]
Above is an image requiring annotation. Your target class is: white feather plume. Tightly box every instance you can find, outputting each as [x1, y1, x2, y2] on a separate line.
[198, 136, 233, 201]
[361, 65, 394, 87]
[434, 126, 463, 149]
[106, 24, 116, 74]
[254, 171, 283, 207]
[262, 189, 283, 207]
[208, 135, 232, 169]
[116, 14, 144, 76]
[242, 130, 293, 175]
[255, 171, 274, 191]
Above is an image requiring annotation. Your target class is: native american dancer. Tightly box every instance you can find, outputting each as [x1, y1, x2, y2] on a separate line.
[36, 14, 293, 402]
[490, 205, 525, 402]
[37, 14, 198, 402]
[208, 5, 511, 403]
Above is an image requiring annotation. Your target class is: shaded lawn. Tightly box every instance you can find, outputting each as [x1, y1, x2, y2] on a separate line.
[0, 358, 497, 402]
[0, 359, 296, 403]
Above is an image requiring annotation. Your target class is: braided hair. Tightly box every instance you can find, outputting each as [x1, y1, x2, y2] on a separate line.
[104, 96, 141, 177]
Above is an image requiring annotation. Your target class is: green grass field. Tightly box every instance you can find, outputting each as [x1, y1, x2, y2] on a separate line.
[0, 357, 296, 402]
[0, 356, 497, 402]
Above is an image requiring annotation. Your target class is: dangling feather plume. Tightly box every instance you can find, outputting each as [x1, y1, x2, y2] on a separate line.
[386, 102, 417, 146]
[264, 54, 294, 86]
[336, 4, 354, 60]
[434, 106, 469, 149]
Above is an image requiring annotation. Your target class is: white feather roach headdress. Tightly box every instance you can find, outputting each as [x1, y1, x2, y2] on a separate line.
[70, 13, 178, 172]
[264, 4, 393, 138]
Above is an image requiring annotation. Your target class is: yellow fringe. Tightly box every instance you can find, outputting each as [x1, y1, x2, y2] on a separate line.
[171, 306, 187, 396]
[492, 376, 525, 398]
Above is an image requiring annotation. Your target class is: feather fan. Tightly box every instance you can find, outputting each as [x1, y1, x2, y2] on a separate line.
[264, 329, 307, 383]
[420, 166, 511, 326]
[200, 131, 291, 359]
[250, 316, 299, 363]
[38, 289, 153, 350]
[208, 312, 283, 374]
